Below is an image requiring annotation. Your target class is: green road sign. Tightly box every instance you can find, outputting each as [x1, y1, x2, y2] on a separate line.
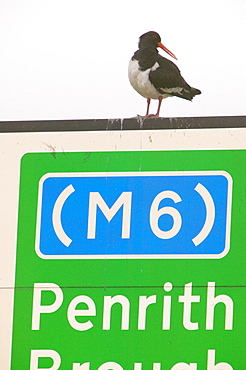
[1, 123, 246, 369]
[12, 149, 246, 369]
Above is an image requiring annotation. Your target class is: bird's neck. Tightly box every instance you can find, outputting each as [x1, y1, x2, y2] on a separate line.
[135, 47, 159, 71]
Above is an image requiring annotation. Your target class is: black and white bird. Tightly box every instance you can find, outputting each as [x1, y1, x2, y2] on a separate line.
[128, 31, 201, 117]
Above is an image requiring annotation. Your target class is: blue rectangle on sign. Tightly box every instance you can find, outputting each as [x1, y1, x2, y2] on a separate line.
[35, 171, 232, 259]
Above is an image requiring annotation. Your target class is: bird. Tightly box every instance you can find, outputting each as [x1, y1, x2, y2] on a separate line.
[128, 31, 201, 117]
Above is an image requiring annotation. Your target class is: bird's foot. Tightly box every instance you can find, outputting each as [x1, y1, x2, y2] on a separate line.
[146, 114, 159, 118]
[137, 114, 159, 118]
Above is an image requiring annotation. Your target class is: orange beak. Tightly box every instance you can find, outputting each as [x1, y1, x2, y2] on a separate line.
[157, 42, 178, 60]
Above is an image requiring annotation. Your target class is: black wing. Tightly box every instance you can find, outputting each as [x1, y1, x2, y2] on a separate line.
[149, 55, 201, 100]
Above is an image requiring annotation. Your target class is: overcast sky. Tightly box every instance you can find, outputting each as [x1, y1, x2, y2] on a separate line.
[0, 0, 245, 121]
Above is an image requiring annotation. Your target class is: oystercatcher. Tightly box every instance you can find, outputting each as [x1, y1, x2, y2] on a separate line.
[128, 31, 201, 117]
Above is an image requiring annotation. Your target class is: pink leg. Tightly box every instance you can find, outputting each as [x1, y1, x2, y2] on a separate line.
[137, 98, 152, 117]
[156, 96, 163, 117]
[145, 98, 158, 117]
[140, 97, 163, 117]
[146, 98, 151, 116]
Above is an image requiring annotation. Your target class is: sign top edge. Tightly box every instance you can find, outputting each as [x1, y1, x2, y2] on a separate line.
[1, 116, 246, 133]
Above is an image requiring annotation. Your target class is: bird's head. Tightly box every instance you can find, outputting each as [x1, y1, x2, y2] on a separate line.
[138, 31, 177, 60]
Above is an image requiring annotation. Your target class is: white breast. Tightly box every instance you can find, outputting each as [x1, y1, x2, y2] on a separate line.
[128, 59, 161, 100]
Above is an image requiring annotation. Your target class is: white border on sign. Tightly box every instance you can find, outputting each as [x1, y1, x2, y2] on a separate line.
[35, 170, 232, 260]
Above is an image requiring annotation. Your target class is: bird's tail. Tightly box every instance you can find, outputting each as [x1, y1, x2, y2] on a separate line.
[178, 87, 201, 101]
[191, 87, 201, 97]
[169, 87, 201, 101]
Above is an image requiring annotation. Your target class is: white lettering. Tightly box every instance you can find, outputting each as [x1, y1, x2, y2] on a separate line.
[138, 295, 157, 330]
[103, 295, 130, 330]
[30, 349, 61, 370]
[87, 192, 132, 239]
[97, 362, 123, 370]
[67, 295, 96, 331]
[207, 349, 233, 369]
[30, 282, 235, 335]
[32, 283, 63, 330]
[150, 191, 182, 239]
[162, 282, 173, 330]
[178, 282, 200, 330]
[206, 282, 233, 330]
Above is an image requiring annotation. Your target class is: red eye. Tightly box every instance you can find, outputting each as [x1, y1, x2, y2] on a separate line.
[152, 34, 157, 38]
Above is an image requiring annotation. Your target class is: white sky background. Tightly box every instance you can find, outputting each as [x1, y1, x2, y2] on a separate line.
[0, 0, 245, 121]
